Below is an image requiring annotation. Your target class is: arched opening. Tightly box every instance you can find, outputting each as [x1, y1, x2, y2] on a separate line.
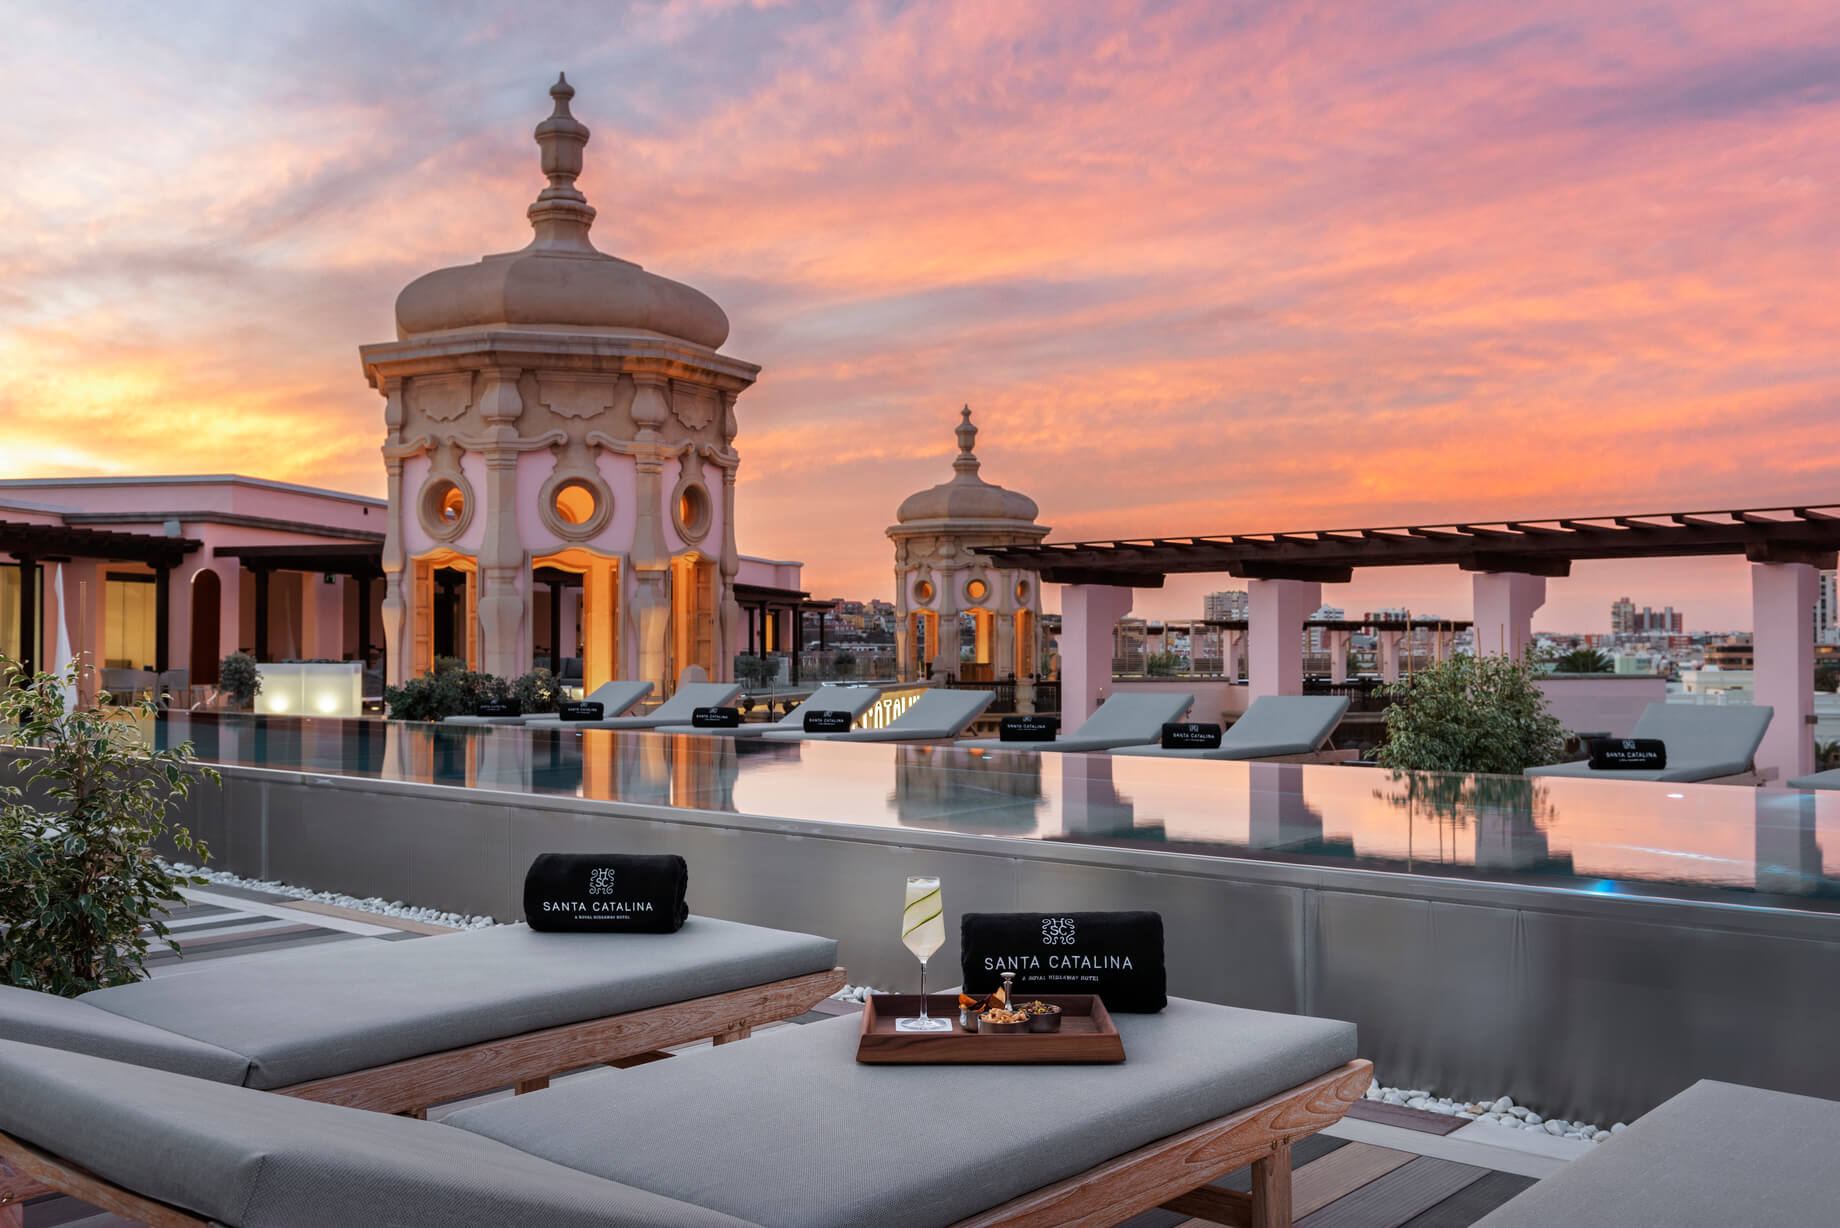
[533, 548, 619, 695]
[554, 480, 598, 526]
[671, 553, 716, 690]
[410, 551, 477, 676]
[190, 569, 222, 685]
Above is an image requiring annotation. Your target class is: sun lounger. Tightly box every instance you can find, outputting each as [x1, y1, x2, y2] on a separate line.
[446, 679, 654, 725]
[530, 681, 745, 730]
[957, 691, 1196, 753]
[758, 688, 992, 743]
[1473, 1080, 1840, 1227]
[0, 918, 841, 1119]
[1789, 768, 1840, 789]
[1526, 703, 1776, 784]
[1113, 695, 1352, 761]
[655, 684, 882, 740]
[0, 996, 1368, 1228]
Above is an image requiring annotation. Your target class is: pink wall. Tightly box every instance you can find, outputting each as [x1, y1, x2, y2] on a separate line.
[1536, 676, 1668, 738]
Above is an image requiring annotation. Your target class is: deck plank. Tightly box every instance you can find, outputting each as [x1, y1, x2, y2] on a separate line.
[1296, 1156, 1487, 1228]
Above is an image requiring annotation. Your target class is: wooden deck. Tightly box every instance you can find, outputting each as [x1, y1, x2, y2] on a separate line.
[17, 884, 1555, 1228]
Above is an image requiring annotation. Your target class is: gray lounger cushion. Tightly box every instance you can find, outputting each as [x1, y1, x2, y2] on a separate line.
[450, 996, 1357, 1228]
[0, 984, 250, 1084]
[656, 685, 881, 739]
[1789, 767, 1840, 789]
[1474, 1080, 1840, 1227]
[958, 691, 1196, 752]
[1115, 695, 1350, 759]
[758, 688, 991, 742]
[0, 1039, 757, 1228]
[81, 918, 837, 1089]
[1527, 703, 1774, 782]
[534, 681, 745, 730]
[450, 679, 653, 725]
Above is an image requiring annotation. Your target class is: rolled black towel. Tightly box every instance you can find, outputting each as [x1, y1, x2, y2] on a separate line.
[960, 911, 1166, 1012]
[1588, 738, 1667, 770]
[999, 715, 1060, 743]
[1161, 722, 1222, 749]
[523, 854, 688, 933]
[556, 701, 604, 722]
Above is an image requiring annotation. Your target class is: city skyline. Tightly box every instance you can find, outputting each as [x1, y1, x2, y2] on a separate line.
[3, 2, 1837, 629]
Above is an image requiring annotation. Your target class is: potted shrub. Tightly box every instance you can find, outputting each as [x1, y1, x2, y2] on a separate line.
[1374, 654, 1566, 775]
[1, 656, 217, 995]
[219, 651, 262, 710]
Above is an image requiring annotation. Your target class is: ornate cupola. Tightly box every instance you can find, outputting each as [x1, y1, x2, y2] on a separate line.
[361, 74, 759, 697]
[888, 408, 1049, 682]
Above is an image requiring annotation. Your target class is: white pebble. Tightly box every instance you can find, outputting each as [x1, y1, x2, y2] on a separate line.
[1493, 1096, 1514, 1113]
[1593, 1131, 1611, 1143]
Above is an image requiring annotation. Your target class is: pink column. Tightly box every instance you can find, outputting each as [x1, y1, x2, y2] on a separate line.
[1248, 579, 1321, 699]
[1751, 561, 1816, 781]
[1379, 630, 1404, 681]
[1328, 630, 1351, 683]
[1060, 584, 1134, 728]
[301, 574, 346, 660]
[1471, 573, 1547, 659]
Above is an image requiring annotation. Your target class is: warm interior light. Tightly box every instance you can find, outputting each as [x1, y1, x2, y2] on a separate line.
[438, 483, 465, 525]
[268, 693, 289, 712]
[554, 481, 597, 525]
[315, 693, 340, 714]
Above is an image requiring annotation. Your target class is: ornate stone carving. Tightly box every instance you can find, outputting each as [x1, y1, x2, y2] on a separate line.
[410, 372, 475, 422]
[670, 380, 717, 433]
[539, 373, 618, 419]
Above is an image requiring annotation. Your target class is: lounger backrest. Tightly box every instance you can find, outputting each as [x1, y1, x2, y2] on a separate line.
[1070, 691, 1195, 740]
[886, 688, 991, 735]
[0, 986, 250, 1084]
[647, 681, 747, 722]
[773, 685, 882, 728]
[580, 679, 654, 716]
[1219, 696, 1350, 753]
[0, 1039, 758, 1228]
[1629, 702, 1773, 765]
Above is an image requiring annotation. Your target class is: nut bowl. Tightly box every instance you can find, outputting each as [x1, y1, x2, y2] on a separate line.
[977, 1015, 1029, 1035]
[1024, 1003, 1063, 1033]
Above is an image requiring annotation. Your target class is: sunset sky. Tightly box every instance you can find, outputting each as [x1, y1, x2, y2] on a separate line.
[2, 1, 1835, 629]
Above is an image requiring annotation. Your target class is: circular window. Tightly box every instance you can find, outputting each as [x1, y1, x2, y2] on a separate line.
[914, 580, 935, 604]
[554, 481, 598, 526]
[419, 477, 472, 540]
[966, 578, 989, 602]
[1015, 579, 1031, 604]
[674, 482, 712, 543]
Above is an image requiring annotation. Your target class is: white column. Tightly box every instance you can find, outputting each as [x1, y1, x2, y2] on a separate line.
[1471, 572, 1547, 660]
[1061, 584, 1134, 728]
[1752, 561, 1817, 781]
[1248, 579, 1321, 699]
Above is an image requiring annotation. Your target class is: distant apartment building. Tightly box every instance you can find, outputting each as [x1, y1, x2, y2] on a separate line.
[1611, 596, 1681, 634]
[1203, 589, 1249, 621]
[1704, 639, 1755, 670]
[1815, 570, 1838, 646]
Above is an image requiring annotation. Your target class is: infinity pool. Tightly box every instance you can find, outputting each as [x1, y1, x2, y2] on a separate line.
[149, 713, 1840, 914]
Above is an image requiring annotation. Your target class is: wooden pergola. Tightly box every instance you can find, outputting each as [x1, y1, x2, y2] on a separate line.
[1, 520, 201, 676]
[213, 543, 385, 668]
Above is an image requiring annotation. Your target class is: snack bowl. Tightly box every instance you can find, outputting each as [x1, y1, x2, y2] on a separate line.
[958, 1008, 981, 1032]
[977, 1015, 1029, 1035]
[1024, 1004, 1063, 1033]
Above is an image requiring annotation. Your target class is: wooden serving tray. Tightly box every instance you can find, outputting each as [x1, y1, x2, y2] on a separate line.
[855, 994, 1125, 1064]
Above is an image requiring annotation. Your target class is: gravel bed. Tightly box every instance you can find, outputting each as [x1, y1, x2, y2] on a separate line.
[165, 862, 498, 931]
[1365, 1080, 1627, 1143]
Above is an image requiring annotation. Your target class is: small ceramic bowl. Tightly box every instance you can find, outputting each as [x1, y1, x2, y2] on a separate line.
[959, 1008, 981, 1032]
[1024, 1005, 1063, 1033]
[978, 1015, 1029, 1035]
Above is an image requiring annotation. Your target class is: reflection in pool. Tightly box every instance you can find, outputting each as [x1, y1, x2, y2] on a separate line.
[146, 713, 1840, 914]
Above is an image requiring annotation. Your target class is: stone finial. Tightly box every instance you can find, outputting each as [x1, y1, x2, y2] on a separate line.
[528, 72, 598, 251]
[953, 405, 980, 475]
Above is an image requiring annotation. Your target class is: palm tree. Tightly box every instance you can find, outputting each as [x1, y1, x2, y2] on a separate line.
[1553, 647, 1613, 674]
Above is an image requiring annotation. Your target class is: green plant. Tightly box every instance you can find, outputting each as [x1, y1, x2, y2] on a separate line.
[1144, 650, 1182, 677]
[0, 656, 217, 995]
[830, 652, 857, 679]
[383, 669, 507, 721]
[1816, 665, 1840, 694]
[508, 668, 559, 714]
[735, 655, 779, 691]
[1552, 647, 1613, 674]
[434, 655, 467, 676]
[1818, 740, 1840, 771]
[1374, 654, 1567, 775]
[218, 651, 262, 709]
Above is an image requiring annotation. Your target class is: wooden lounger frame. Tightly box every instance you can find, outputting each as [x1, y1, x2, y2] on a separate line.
[0, 1056, 1368, 1228]
[0, 967, 843, 1220]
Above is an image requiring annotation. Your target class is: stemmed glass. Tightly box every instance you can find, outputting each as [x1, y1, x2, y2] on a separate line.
[896, 875, 952, 1032]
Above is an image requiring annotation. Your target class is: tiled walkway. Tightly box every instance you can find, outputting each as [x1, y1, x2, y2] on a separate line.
[24, 887, 1577, 1228]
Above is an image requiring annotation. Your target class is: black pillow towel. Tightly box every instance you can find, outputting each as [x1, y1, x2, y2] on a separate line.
[960, 911, 1166, 1012]
[1588, 738, 1667, 770]
[524, 854, 689, 933]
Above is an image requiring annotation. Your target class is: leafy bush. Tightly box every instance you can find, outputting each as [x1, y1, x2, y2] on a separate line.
[735, 655, 779, 691]
[383, 668, 559, 721]
[434, 655, 467, 676]
[1375, 654, 1567, 775]
[219, 651, 262, 709]
[1817, 665, 1840, 694]
[1145, 651, 1182, 677]
[1, 656, 217, 995]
